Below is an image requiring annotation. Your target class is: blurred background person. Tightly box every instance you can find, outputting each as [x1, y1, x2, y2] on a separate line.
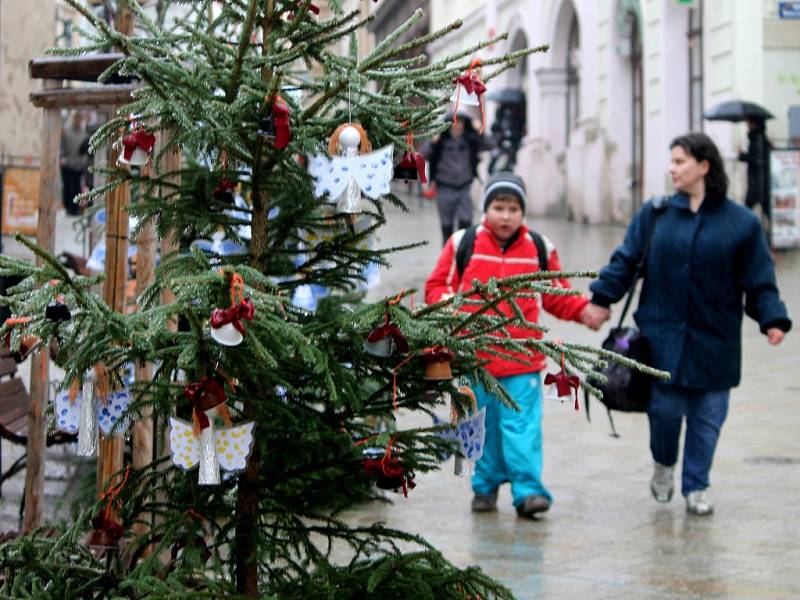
[738, 117, 773, 222]
[421, 112, 490, 244]
[60, 110, 89, 216]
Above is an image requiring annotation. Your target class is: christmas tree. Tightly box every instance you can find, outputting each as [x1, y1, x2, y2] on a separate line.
[0, 1, 664, 597]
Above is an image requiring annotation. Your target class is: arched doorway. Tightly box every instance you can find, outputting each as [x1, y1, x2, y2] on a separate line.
[616, 0, 644, 213]
[565, 13, 580, 146]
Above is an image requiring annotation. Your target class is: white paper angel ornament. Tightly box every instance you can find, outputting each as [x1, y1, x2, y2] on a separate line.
[308, 123, 393, 215]
[171, 378, 255, 485]
[432, 386, 486, 477]
[53, 375, 132, 457]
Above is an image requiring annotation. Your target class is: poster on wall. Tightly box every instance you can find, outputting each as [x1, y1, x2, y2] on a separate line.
[1, 166, 40, 236]
[770, 149, 800, 249]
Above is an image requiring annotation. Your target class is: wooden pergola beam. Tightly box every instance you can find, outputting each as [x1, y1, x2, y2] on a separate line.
[29, 53, 129, 82]
[29, 84, 138, 109]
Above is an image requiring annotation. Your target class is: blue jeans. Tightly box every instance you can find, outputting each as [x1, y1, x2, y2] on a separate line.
[648, 383, 730, 496]
[471, 372, 551, 506]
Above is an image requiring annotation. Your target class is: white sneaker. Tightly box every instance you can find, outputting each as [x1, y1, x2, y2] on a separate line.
[686, 490, 714, 515]
[650, 462, 674, 503]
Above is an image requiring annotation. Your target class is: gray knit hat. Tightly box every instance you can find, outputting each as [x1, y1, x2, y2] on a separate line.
[482, 172, 526, 212]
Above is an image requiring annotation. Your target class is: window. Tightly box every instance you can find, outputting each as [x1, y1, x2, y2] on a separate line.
[687, 2, 704, 131]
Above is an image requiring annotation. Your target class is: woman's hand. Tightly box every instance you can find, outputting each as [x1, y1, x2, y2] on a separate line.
[767, 328, 785, 345]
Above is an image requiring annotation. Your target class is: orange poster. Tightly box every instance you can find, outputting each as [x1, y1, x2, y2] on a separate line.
[1, 167, 40, 236]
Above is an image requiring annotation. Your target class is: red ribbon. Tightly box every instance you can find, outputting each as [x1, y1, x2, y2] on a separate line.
[421, 345, 454, 365]
[121, 129, 156, 161]
[544, 368, 581, 410]
[272, 96, 291, 150]
[183, 378, 227, 430]
[210, 298, 255, 335]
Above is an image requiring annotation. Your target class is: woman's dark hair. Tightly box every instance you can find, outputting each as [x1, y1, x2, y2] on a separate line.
[670, 132, 729, 202]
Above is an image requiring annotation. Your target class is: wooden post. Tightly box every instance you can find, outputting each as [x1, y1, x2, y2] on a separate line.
[96, 138, 129, 494]
[22, 79, 61, 533]
[96, 3, 134, 498]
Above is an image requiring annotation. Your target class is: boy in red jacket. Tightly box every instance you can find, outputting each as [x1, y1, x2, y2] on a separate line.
[425, 172, 606, 518]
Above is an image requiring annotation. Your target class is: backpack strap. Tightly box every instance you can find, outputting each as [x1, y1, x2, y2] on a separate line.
[456, 225, 549, 278]
[527, 230, 548, 272]
[616, 195, 669, 328]
[455, 225, 479, 279]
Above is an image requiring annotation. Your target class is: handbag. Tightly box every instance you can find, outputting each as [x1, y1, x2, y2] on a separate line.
[586, 197, 667, 436]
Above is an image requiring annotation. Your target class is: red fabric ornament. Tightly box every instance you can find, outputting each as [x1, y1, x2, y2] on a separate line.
[394, 151, 427, 184]
[213, 180, 237, 204]
[121, 129, 156, 161]
[210, 298, 255, 335]
[183, 377, 227, 430]
[544, 368, 581, 411]
[421, 345, 454, 365]
[272, 96, 291, 149]
[366, 323, 410, 354]
[362, 440, 416, 497]
[452, 58, 487, 133]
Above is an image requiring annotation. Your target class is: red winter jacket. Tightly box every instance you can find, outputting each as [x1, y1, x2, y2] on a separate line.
[424, 221, 589, 378]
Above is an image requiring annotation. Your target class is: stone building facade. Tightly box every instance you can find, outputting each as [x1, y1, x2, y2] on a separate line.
[427, 0, 800, 223]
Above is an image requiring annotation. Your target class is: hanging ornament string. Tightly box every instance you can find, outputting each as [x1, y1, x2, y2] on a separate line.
[230, 273, 245, 307]
[99, 464, 130, 522]
[348, 81, 353, 124]
[91, 464, 131, 544]
[391, 353, 416, 411]
[453, 58, 487, 133]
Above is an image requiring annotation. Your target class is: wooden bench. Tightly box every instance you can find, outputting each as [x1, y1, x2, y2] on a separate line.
[0, 349, 76, 497]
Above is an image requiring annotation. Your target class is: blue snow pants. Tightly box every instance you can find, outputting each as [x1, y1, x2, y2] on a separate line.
[471, 372, 552, 506]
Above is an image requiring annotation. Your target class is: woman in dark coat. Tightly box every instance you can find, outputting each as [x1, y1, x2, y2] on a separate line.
[588, 132, 791, 516]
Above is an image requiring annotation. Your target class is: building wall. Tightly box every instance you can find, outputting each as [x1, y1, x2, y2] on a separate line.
[0, 0, 58, 165]
[425, 0, 800, 224]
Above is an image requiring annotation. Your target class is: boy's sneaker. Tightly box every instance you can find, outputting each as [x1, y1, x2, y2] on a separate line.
[471, 492, 498, 512]
[686, 490, 714, 516]
[650, 462, 675, 503]
[515, 494, 550, 519]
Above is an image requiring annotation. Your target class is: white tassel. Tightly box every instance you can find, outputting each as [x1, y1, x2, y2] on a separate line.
[198, 410, 220, 485]
[77, 381, 98, 456]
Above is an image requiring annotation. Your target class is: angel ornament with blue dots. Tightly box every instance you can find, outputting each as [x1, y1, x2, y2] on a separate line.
[308, 123, 393, 215]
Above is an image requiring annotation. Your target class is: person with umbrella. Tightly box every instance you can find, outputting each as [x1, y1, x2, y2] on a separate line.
[739, 118, 773, 220]
[704, 100, 775, 221]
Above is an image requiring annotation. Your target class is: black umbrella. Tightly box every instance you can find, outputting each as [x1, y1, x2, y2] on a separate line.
[704, 100, 774, 123]
[485, 88, 526, 104]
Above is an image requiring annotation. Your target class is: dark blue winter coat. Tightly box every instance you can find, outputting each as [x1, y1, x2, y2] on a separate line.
[590, 193, 792, 390]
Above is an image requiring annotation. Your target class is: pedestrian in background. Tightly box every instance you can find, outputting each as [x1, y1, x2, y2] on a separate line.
[588, 132, 791, 516]
[738, 117, 773, 222]
[420, 113, 490, 245]
[60, 110, 89, 216]
[425, 172, 607, 519]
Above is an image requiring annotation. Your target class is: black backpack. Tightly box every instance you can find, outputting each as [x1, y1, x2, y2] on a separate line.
[454, 225, 548, 279]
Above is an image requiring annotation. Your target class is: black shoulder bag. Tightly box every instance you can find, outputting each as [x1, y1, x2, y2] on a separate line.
[586, 197, 667, 437]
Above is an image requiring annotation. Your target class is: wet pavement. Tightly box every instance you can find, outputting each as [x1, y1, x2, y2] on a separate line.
[3, 198, 800, 599]
[358, 197, 800, 599]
